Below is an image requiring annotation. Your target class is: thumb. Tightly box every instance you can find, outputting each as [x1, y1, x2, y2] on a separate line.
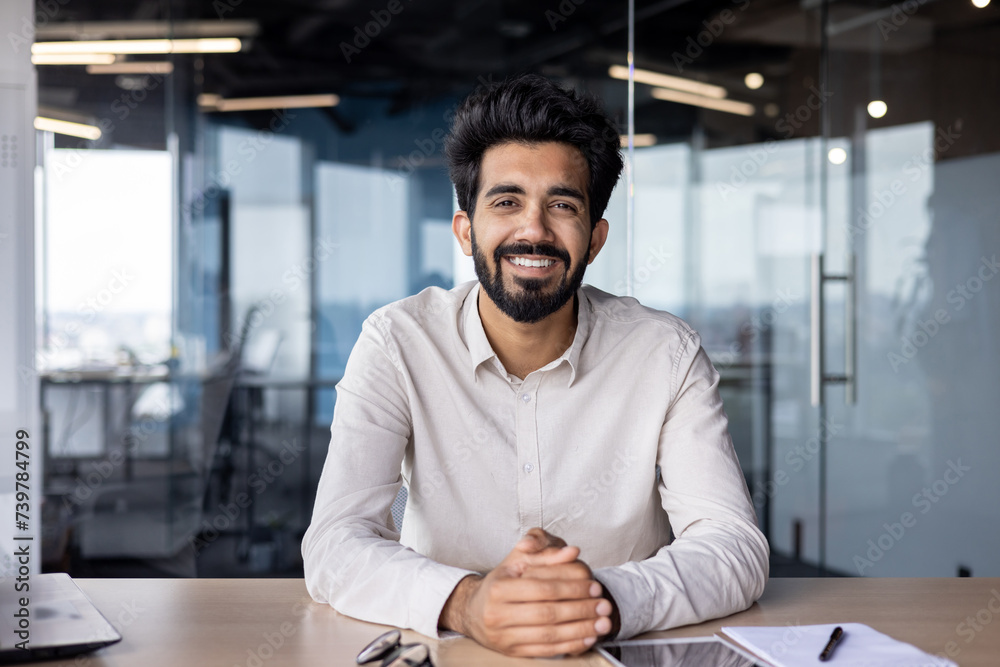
[515, 527, 568, 553]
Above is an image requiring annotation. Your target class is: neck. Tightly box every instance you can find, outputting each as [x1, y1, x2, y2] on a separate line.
[477, 288, 579, 379]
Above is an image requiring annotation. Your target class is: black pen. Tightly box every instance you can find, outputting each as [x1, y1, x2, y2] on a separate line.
[819, 626, 845, 661]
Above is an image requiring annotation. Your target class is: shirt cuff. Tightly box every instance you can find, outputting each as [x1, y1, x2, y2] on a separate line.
[593, 565, 653, 640]
[407, 564, 479, 639]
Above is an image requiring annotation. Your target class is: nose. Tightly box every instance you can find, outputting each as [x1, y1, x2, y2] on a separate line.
[514, 203, 556, 245]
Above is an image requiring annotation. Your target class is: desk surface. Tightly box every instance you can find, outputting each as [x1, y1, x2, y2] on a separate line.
[73, 578, 997, 666]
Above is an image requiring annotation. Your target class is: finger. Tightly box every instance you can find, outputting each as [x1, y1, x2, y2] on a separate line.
[497, 617, 613, 656]
[515, 528, 567, 553]
[490, 598, 613, 629]
[491, 577, 600, 603]
[507, 544, 579, 569]
[520, 561, 593, 581]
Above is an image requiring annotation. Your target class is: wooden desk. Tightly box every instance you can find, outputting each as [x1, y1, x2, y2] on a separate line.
[73, 578, 999, 666]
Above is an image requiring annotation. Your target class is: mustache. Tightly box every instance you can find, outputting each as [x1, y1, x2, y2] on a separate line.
[494, 243, 571, 266]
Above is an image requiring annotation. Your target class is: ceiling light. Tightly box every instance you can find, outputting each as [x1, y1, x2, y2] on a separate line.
[620, 134, 657, 148]
[828, 147, 848, 165]
[867, 100, 888, 119]
[32, 38, 242, 55]
[198, 93, 340, 112]
[651, 87, 755, 117]
[32, 53, 117, 65]
[972, 0, 990, 7]
[34, 117, 102, 140]
[36, 20, 259, 41]
[609, 65, 727, 99]
[744, 73, 765, 90]
[86, 62, 174, 75]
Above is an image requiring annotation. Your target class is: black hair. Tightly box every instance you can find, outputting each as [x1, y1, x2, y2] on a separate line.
[444, 73, 625, 229]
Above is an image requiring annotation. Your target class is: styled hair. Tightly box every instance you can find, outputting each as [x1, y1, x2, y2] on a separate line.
[444, 74, 625, 228]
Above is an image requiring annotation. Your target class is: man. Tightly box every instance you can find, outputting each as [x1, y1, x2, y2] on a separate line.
[302, 74, 768, 658]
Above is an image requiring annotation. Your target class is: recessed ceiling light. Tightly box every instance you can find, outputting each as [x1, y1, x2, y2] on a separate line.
[828, 147, 848, 165]
[972, 0, 990, 8]
[744, 73, 764, 90]
[867, 100, 888, 119]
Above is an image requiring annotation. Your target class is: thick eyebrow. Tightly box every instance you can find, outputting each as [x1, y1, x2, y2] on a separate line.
[480, 183, 586, 203]
[547, 185, 586, 203]
[482, 183, 525, 200]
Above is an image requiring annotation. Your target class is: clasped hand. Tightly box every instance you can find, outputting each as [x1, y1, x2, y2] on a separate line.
[439, 528, 615, 657]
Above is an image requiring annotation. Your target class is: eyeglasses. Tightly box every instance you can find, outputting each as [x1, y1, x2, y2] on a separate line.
[356, 630, 434, 667]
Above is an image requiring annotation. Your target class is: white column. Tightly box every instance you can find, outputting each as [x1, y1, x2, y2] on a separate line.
[0, 0, 39, 576]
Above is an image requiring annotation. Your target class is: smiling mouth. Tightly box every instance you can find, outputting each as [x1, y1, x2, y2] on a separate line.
[507, 256, 558, 268]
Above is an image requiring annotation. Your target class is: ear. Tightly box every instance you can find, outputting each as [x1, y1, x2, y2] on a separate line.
[587, 218, 609, 264]
[452, 210, 473, 257]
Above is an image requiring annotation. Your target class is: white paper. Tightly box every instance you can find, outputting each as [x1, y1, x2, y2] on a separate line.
[721, 622, 957, 667]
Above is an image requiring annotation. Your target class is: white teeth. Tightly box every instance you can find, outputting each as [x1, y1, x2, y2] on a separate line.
[509, 256, 555, 268]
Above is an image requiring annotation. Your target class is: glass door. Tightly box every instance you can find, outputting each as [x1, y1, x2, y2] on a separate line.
[821, 2, 1000, 577]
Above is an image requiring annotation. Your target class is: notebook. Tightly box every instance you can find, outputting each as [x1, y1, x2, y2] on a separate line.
[0, 573, 121, 663]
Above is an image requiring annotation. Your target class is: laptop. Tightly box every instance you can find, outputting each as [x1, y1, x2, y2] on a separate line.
[0, 573, 121, 663]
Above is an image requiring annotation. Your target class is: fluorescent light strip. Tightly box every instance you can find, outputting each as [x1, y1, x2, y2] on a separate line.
[199, 93, 340, 112]
[651, 87, 755, 117]
[34, 117, 102, 140]
[620, 134, 657, 148]
[610, 65, 727, 100]
[86, 61, 174, 75]
[32, 53, 117, 65]
[32, 38, 242, 55]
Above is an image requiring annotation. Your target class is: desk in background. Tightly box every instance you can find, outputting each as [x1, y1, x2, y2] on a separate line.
[75, 578, 999, 666]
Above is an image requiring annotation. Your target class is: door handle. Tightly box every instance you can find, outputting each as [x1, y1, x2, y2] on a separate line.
[811, 253, 857, 407]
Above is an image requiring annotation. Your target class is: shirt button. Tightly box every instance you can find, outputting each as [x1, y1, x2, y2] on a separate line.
[521, 393, 531, 403]
[523, 463, 534, 473]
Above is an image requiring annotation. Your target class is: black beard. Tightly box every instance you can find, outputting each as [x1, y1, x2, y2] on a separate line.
[471, 230, 587, 324]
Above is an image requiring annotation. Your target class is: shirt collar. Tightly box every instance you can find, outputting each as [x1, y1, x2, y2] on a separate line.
[461, 282, 593, 387]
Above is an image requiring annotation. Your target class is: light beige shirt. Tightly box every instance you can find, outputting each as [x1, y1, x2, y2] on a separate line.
[302, 281, 768, 639]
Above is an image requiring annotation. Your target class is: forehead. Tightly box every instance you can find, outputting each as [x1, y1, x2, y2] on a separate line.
[478, 141, 589, 193]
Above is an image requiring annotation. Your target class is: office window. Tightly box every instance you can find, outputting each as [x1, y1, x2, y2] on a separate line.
[40, 149, 173, 369]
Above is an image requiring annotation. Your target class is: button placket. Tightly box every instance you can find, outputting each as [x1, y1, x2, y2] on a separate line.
[514, 375, 543, 530]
